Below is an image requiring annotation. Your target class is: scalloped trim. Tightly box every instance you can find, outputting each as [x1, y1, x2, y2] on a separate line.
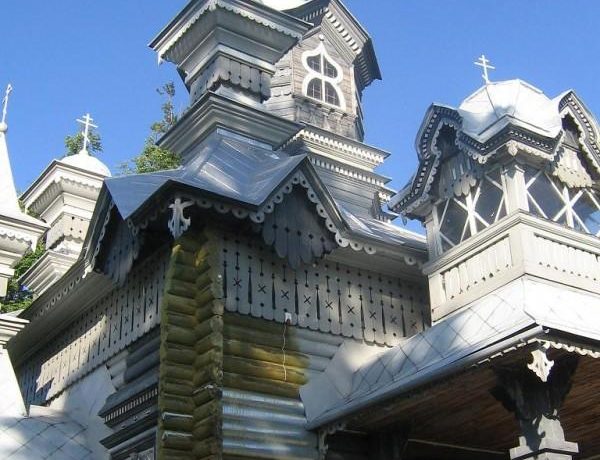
[560, 98, 600, 178]
[0, 228, 36, 247]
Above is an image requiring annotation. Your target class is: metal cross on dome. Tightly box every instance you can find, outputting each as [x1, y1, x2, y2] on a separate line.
[474, 54, 495, 84]
[76, 113, 98, 154]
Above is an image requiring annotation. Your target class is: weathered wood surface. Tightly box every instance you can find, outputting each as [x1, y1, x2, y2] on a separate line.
[158, 230, 223, 460]
[19, 247, 169, 405]
[220, 232, 428, 347]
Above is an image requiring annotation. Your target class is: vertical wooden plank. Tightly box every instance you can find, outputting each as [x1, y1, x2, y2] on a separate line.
[257, 253, 273, 321]
[318, 262, 336, 334]
[274, 260, 292, 324]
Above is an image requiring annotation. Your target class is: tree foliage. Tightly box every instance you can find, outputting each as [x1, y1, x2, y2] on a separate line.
[0, 243, 45, 313]
[64, 130, 103, 156]
[122, 82, 182, 174]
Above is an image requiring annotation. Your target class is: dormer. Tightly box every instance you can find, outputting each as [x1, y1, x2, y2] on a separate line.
[266, 0, 381, 141]
[391, 79, 600, 321]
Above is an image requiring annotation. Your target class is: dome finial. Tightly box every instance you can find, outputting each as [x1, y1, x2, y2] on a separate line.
[474, 54, 495, 85]
[76, 113, 97, 155]
[0, 84, 13, 133]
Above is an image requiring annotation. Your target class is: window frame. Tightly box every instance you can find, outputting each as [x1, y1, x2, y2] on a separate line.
[301, 42, 346, 110]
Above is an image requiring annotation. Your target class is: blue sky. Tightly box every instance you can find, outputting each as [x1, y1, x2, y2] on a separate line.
[3, 1, 600, 207]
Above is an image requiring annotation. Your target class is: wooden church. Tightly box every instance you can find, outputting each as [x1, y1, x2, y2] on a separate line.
[1, 1, 600, 459]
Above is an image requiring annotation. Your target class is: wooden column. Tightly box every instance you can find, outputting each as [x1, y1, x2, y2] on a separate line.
[492, 349, 579, 460]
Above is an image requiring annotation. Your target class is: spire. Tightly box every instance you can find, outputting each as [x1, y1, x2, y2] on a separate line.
[0, 84, 21, 215]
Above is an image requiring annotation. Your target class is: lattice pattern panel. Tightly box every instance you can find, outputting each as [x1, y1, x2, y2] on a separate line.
[19, 248, 169, 405]
[220, 235, 428, 346]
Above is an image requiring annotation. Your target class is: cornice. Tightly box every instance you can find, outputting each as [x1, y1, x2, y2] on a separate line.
[283, 126, 389, 168]
[150, 0, 309, 61]
[0, 213, 47, 248]
[24, 176, 102, 217]
[21, 160, 105, 208]
[309, 156, 390, 190]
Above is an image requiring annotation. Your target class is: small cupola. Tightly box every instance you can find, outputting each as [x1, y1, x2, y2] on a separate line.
[19, 114, 110, 296]
[390, 74, 600, 321]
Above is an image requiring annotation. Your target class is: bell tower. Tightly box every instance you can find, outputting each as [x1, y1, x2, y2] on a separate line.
[265, 0, 381, 142]
[391, 78, 600, 322]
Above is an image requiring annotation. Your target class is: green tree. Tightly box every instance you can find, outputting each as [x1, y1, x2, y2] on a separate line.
[122, 82, 182, 174]
[64, 130, 103, 156]
[0, 243, 45, 313]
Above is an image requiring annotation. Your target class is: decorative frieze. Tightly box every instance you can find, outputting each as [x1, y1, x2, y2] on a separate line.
[219, 233, 427, 346]
[534, 234, 600, 282]
[437, 236, 512, 303]
[19, 248, 169, 405]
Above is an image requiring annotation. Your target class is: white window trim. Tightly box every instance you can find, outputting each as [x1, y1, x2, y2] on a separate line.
[301, 42, 346, 110]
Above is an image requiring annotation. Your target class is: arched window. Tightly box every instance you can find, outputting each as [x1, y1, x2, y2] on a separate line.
[302, 43, 345, 109]
[325, 82, 339, 106]
[307, 79, 322, 100]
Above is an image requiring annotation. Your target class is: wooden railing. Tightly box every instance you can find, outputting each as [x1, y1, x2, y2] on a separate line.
[425, 212, 600, 322]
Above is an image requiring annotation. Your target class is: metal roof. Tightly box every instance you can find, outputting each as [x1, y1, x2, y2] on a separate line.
[106, 129, 306, 220]
[301, 276, 600, 429]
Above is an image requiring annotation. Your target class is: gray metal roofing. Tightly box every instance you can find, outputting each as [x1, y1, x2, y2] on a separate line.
[0, 406, 93, 460]
[338, 206, 425, 247]
[301, 276, 600, 429]
[104, 129, 425, 250]
[106, 129, 306, 219]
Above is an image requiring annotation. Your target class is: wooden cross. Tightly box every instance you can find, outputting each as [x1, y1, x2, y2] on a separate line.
[474, 54, 495, 84]
[76, 113, 98, 153]
[1, 84, 13, 125]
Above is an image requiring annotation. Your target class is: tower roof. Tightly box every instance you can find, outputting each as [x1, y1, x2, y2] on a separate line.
[458, 79, 562, 143]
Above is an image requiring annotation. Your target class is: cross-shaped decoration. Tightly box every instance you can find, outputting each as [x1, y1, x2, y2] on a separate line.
[1, 84, 13, 126]
[76, 113, 98, 154]
[474, 54, 495, 84]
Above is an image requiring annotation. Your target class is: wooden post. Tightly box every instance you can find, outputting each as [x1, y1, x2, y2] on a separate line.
[492, 350, 579, 460]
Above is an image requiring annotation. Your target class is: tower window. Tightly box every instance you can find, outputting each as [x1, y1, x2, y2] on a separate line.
[324, 58, 338, 78]
[307, 79, 322, 100]
[525, 166, 600, 237]
[307, 55, 321, 73]
[325, 82, 340, 106]
[302, 43, 345, 109]
[434, 167, 508, 253]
